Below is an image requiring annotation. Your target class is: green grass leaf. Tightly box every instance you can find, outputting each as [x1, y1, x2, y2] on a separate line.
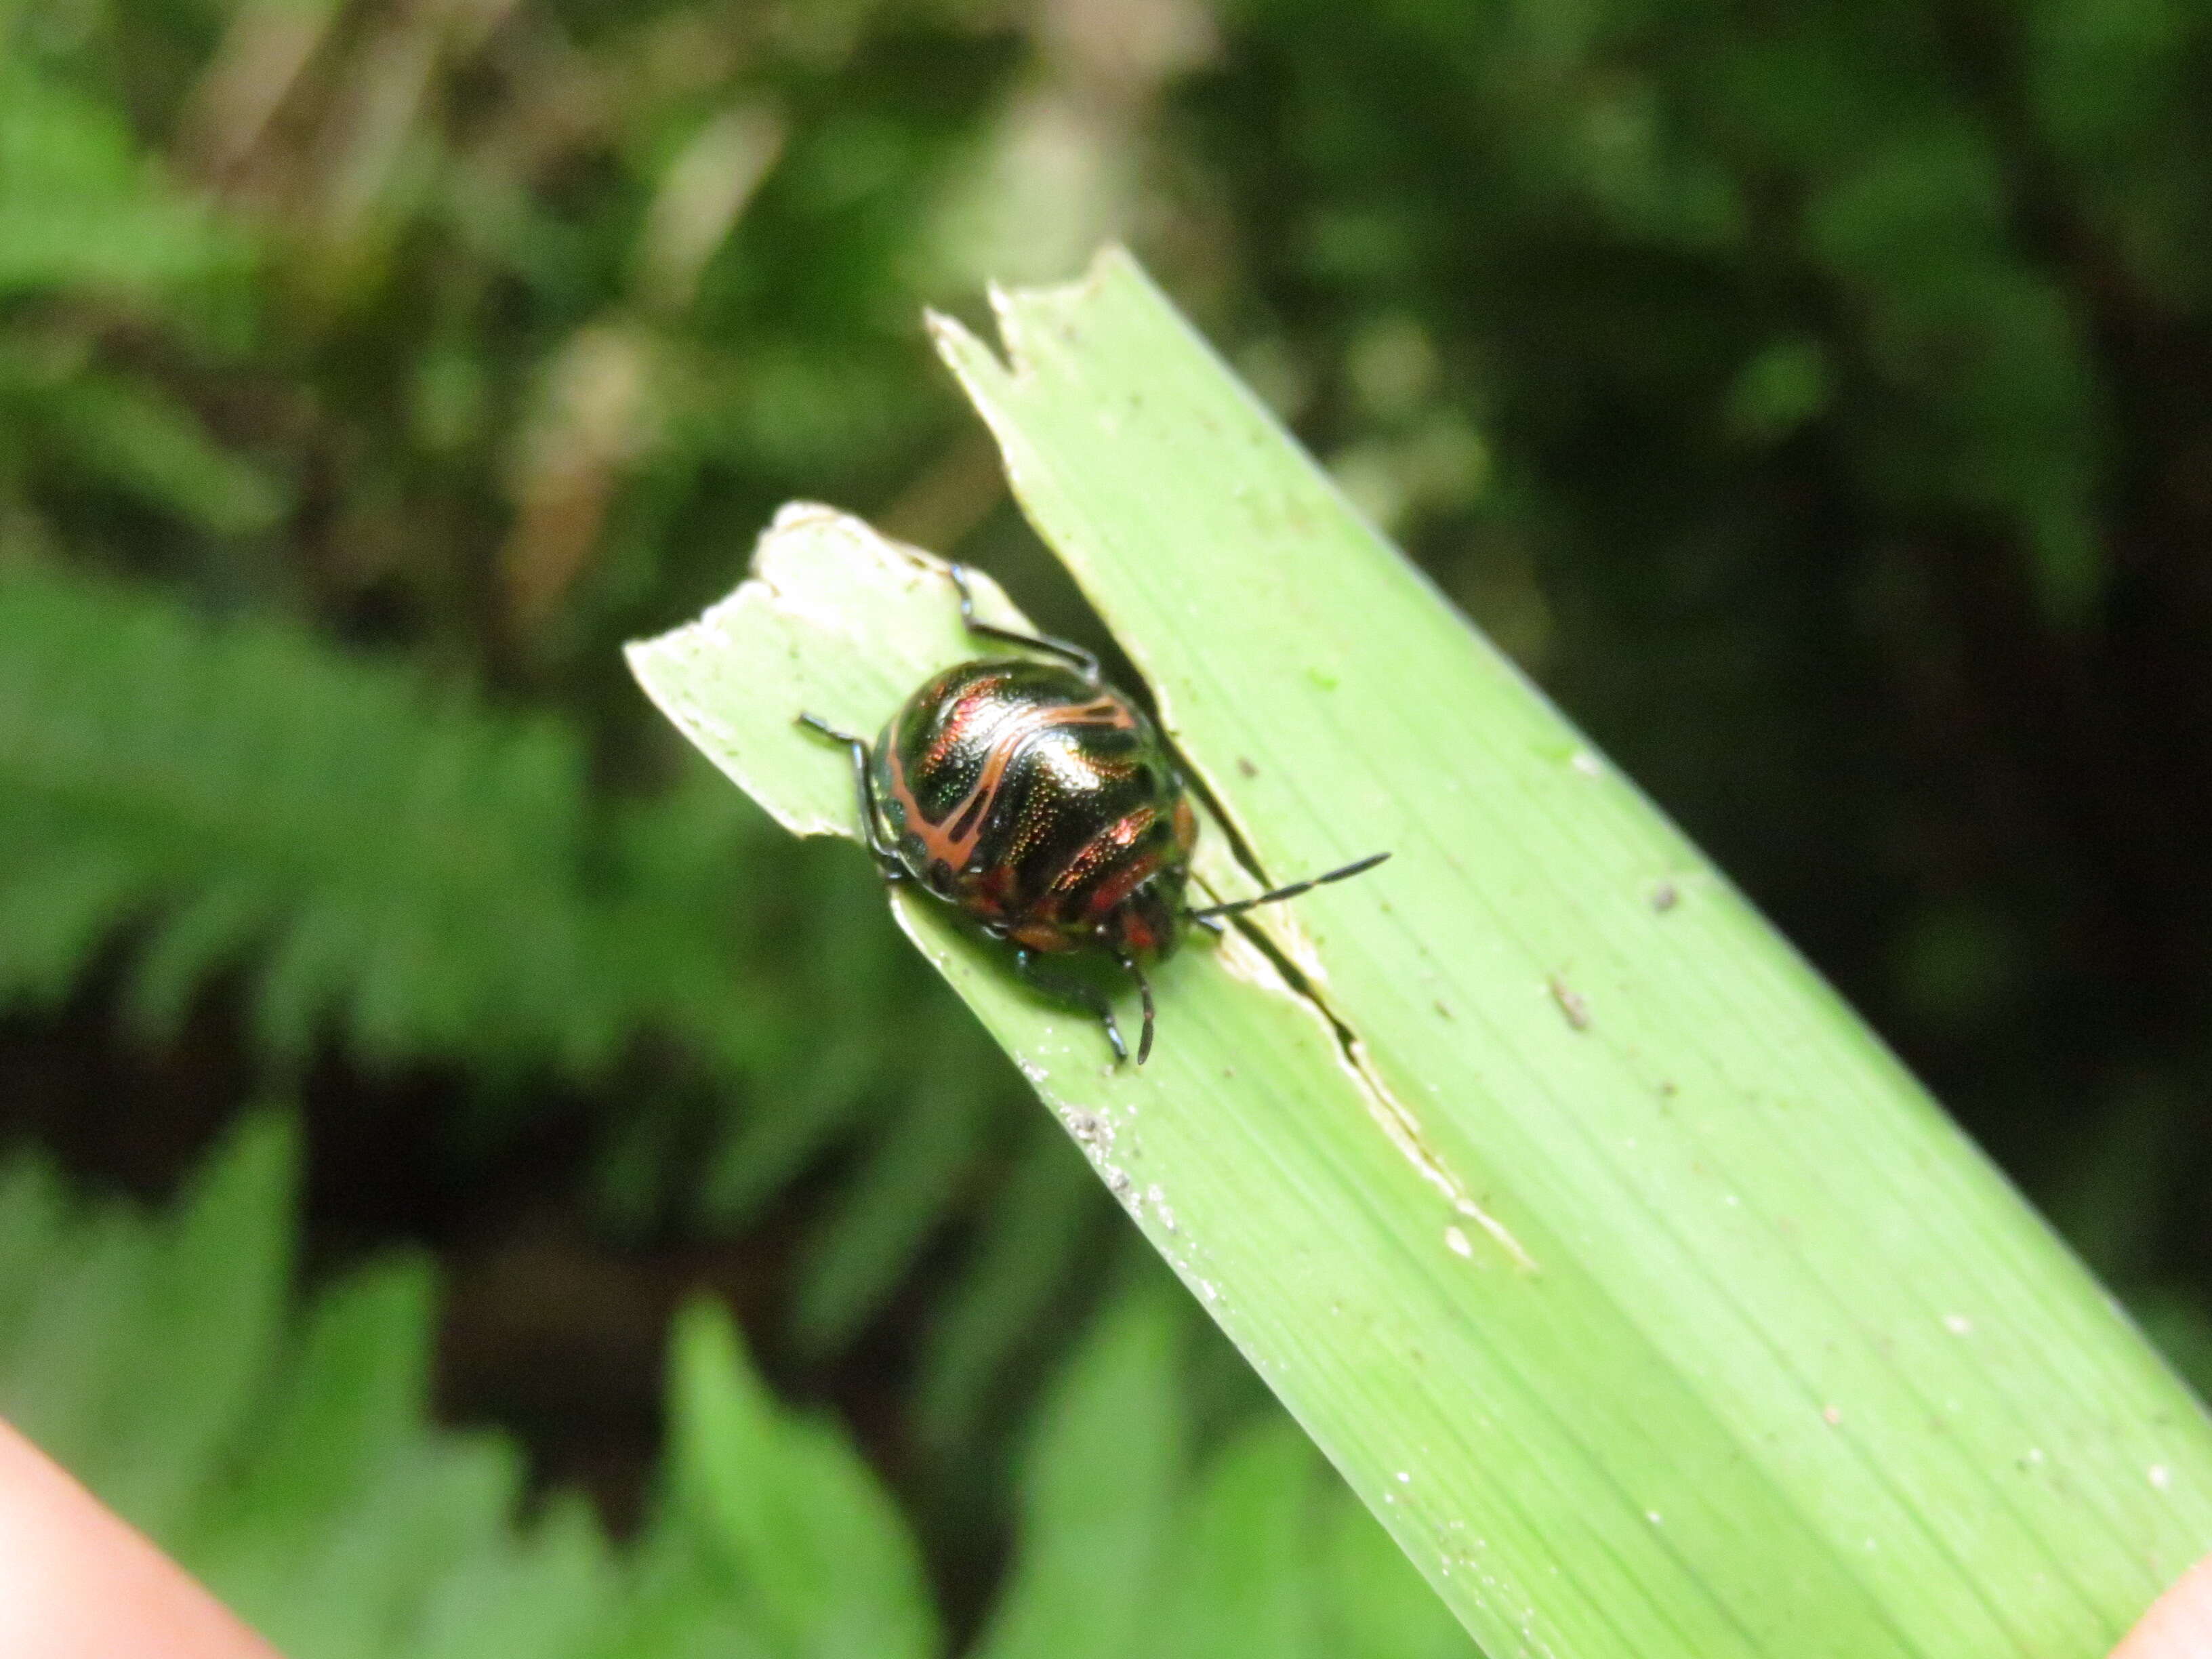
[1320, 1482, 1481, 1659]
[629, 247, 2212, 1656]
[975, 1282, 1480, 1659]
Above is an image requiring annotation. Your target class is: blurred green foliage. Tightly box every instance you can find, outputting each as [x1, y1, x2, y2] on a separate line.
[1, 0, 2209, 1647]
[0, 1120, 1471, 1657]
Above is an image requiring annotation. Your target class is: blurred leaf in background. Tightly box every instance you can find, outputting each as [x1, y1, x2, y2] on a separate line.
[0, 1118, 1468, 1657]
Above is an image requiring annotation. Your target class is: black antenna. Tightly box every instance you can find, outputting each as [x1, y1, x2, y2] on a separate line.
[1186, 852, 1391, 922]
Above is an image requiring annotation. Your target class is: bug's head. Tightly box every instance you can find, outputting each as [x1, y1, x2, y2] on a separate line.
[1107, 864, 1191, 959]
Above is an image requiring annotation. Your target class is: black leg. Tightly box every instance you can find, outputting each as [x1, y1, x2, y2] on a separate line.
[1114, 949, 1155, 1065]
[1187, 851, 1391, 922]
[797, 714, 905, 880]
[1014, 947, 1128, 1065]
[951, 564, 1101, 683]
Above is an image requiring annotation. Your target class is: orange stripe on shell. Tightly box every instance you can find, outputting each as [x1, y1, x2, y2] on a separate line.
[888, 692, 1136, 877]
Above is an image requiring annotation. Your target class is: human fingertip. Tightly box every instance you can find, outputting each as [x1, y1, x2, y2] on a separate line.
[2110, 1553, 2212, 1659]
[0, 1422, 276, 1659]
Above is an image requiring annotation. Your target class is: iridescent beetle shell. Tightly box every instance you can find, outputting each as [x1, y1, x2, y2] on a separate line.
[873, 659, 1199, 959]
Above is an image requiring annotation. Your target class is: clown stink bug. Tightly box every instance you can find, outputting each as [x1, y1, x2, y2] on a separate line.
[801, 567, 1386, 1065]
